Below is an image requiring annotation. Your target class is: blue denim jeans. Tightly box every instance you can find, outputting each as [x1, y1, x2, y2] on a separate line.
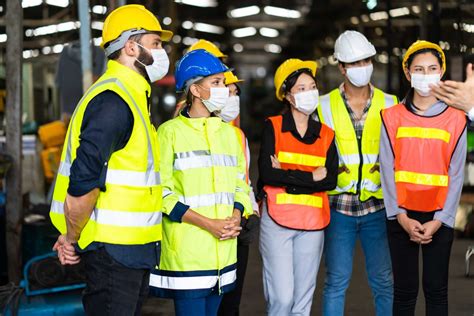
[174, 292, 223, 316]
[322, 208, 393, 316]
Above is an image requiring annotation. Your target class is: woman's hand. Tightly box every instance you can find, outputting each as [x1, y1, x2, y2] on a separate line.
[312, 167, 327, 181]
[421, 220, 442, 243]
[271, 155, 281, 169]
[204, 218, 237, 239]
[396, 213, 430, 244]
[221, 209, 243, 240]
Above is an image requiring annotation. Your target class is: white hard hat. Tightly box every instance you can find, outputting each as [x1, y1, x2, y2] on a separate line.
[334, 30, 376, 63]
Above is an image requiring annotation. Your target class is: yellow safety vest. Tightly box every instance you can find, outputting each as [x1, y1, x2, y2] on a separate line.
[50, 60, 162, 249]
[317, 87, 397, 201]
[149, 114, 252, 297]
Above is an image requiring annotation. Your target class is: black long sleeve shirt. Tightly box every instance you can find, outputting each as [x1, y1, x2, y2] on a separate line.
[257, 111, 338, 197]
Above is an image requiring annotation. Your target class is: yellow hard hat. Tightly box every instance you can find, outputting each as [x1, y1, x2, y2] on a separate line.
[224, 71, 244, 85]
[402, 40, 446, 73]
[188, 39, 227, 58]
[101, 5, 173, 56]
[274, 59, 317, 101]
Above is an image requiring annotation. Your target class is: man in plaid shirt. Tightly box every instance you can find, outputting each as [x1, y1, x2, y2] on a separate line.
[316, 31, 398, 316]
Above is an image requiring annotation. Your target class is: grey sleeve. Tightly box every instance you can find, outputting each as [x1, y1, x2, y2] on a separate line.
[434, 128, 467, 227]
[379, 124, 406, 219]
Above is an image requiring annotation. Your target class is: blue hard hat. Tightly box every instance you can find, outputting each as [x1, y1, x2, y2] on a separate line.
[175, 49, 229, 92]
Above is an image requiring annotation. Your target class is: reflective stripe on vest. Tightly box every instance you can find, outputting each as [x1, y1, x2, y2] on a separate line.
[382, 103, 466, 212]
[174, 150, 237, 171]
[178, 192, 235, 208]
[51, 201, 162, 227]
[149, 269, 236, 290]
[277, 151, 326, 167]
[395, 170, 449, 187]
[396, 127, 451, 143]
[318, 87, 396, 200]
[276, 192, 323, 208]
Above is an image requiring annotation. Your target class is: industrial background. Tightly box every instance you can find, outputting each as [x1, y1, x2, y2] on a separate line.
[0, 0, 474, 315]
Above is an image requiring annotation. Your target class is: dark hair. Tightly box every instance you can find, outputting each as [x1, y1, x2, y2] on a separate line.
[106, 33, 145, 60]
[405, 48, 443, 70]
[281, 69, 316, 107]
[403, 48, 444, 111]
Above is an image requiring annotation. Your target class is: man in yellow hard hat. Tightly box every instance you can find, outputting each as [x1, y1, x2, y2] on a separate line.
[49, 4, 172, 315]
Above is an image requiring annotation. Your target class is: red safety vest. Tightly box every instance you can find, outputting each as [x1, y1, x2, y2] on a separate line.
[264, 115, 334, 230]
[382, 103, 466, 212]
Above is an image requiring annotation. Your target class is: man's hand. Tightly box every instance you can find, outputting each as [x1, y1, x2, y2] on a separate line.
[53, 234, 81, 265]
[431, 63, 474, 112]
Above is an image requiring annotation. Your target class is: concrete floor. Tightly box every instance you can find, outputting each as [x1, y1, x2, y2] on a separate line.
[142, 237, 474, 315]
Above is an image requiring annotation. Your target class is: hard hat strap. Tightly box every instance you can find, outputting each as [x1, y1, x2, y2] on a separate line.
[104, 29, 148, 57]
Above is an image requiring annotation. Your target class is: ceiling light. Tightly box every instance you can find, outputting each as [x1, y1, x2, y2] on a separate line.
[172, 35, 182, 44]
[264, 44, 281, 54]
[259, 27, 279, 38]
[91, 21, 103, 31]
[228, 5, 260, 18]
[93, 37, 102, 46]
[175, 0, 217, 8]
[182, 21, 194, 30]
[233, 43, 244, 52]
[42, 46, 52, 54]
[92, 5, 107, 14]
[183, 37, 198, 46]
[45, 0, 68, 7]
[389, 7, 409, 17]
[0, 34, 6, 43]
[163, 17, 172, 25]
[263, 6, 301, 19]
[369, 11, 388, 21]
[53, 44, 64, 53]
[194, 22, 224, 34]
[232, 27, 257, 38]
[411, 5, 420, 14]
[350, 16, 359, 25]
[22, 0, 42, 8]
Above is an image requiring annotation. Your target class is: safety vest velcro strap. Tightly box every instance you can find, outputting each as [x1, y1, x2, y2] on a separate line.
[277, 151, 326, 167]
[396, 127, 451, 143]
[276, 193, 323, 208]
[51, 201, 162, 227]
[106, 169, 161, 186]
[395, 171, 449, 187]
[149, 269, 236, 290]
[174, 151, 237, 170]
[178, 192, 235, 208]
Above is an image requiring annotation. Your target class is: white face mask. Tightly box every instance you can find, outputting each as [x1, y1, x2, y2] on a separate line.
[410, 73, 441, 97]
[346, 64, 373, 87]
[292, 89, 319, 115]
[218, 95, 240, 122]
[135, 43, 170, 82]
[198, 86, 230, 113]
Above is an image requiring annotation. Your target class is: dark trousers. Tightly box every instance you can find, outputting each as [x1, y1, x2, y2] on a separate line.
[387, 211, 454, 316]
[218, 242, 250, 316]
[82, 247, 150, 316]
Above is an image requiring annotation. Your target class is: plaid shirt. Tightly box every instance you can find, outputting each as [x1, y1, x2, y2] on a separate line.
[330, 84, 385, 217]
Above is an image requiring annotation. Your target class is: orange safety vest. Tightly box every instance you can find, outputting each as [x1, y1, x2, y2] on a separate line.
[264, 115, 334, 230]
[382, 103, 466, 212]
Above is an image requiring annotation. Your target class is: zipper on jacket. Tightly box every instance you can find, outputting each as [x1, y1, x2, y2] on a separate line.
[356, 135, 363, 195]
